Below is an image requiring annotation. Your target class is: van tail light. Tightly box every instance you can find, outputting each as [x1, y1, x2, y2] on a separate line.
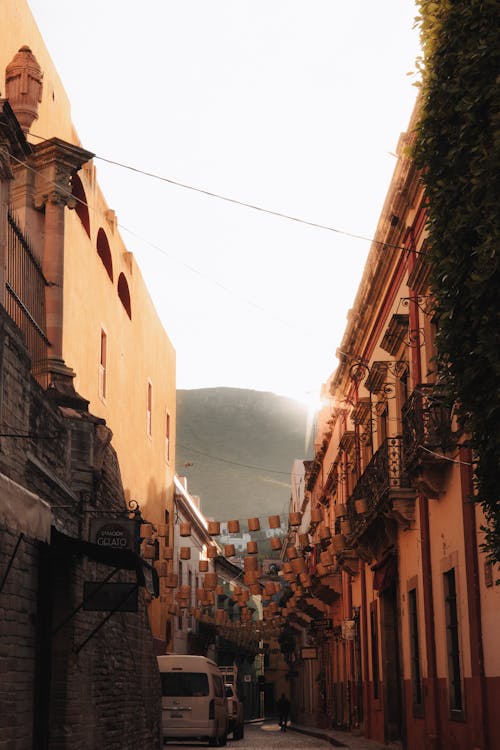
[209, 699, 215, 720]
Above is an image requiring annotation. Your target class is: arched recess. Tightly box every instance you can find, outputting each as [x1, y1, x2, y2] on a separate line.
[96, 228, 113, 281]
[71, 173, 90, 237]
[117, 273, 132, 319]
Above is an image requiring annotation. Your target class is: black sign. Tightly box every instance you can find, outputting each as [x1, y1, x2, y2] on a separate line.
[311, 618, 333, 631]
[89, 518, 137, 551]
[83, 582, 138, 612]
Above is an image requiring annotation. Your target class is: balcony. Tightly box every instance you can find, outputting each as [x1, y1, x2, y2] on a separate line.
[402, 385, 455, 498]
[402, 385, 455, 467]
[345, 436, 415, 548]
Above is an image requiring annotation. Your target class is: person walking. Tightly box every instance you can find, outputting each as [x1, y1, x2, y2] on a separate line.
[276, 693, 291, 732]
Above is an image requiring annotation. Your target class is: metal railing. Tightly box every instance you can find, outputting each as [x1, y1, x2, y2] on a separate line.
[402, 385, 454, 468]
[5, 210, 49, 377]
[347, 436, 410, 530]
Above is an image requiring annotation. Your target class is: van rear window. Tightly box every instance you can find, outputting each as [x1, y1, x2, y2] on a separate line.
[161, 672, 209, 697]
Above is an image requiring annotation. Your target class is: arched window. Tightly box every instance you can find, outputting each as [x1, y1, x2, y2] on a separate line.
[117, 272, 132, 318]
[71, 173, 91, 237]
[96, 228, 113, 281]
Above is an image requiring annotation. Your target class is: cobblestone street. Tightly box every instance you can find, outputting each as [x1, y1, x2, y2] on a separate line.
[162, 720, 398, 750]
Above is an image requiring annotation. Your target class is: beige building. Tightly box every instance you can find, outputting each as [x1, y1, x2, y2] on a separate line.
[1, 0, 176, 647]
[282, 102, 500, 749]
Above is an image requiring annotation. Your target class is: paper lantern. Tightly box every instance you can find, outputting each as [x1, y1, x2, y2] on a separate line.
[318, 524, 332, 541]
[204, 572, 218, 589]
[244, 555, 258, 571]
[335, 504, 347, 519]
[248, 518, 260, 532]
[224, 544, 236, 557]
[289, 512, 302, 527]
[206, 544, 218, 559]
[228, 520, 240, 533]
[247, 541, 258, 554]
[165, 573, 178, 588]
[268, 514, 281, 529]
[208, 521, 220, 535]
[298, 533, 309, 547]
[199, 559, 209, 572]
[286, 546, 298, 560]
[141, 543, 155, 559]
[310, 507, 323, 524]
[291, 556, 306, 574]
[154, 561, 168, 577]
[163, 546, 174, 560]
[355, 498, 368, 514]
[271, 537, 282, 551]
[180, 522, 192, 537]
[180, 547, 191, 560]
[156, 523, 168, 537]
[140, 523, 153, 539]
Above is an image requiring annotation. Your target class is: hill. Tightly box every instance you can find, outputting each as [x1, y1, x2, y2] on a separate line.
[175, 388, 313, 526]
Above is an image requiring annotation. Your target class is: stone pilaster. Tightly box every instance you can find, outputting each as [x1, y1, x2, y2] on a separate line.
[30, 138, 94, 387]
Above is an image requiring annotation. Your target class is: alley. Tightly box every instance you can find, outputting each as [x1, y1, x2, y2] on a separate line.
[163, 721, 332, 749]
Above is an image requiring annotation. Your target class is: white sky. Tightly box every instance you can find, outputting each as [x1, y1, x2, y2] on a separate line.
[27, 1, 421, 406]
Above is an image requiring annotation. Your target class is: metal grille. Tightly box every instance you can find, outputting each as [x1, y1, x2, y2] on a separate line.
[6, 210, 50, 381]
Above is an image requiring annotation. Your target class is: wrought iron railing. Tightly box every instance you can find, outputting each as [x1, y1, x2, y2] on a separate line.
[5, 210, 49, 379]
[402, 385, 454, 468]
[347, 437, 410, 531]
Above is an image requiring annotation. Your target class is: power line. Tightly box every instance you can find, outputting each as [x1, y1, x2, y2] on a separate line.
[29, 131, 422, 254]
[177, 441, 306, 477]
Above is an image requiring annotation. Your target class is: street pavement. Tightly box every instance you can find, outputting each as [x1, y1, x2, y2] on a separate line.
[162, 719, 401, 749]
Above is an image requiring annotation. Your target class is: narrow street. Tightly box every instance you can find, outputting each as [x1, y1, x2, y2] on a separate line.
[163, 720, 332, 749]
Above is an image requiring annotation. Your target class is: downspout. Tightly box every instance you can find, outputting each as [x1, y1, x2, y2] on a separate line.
[459, 446, 489, 750]
[407, 230, 441, 750]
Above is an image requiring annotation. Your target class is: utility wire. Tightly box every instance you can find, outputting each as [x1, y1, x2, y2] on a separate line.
[177, 441, 304, 476]
[28, 132, 424, 254]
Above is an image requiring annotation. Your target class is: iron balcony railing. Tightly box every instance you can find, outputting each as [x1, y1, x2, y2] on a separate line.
[402, 385, 454, 469]
[5, 210, 50, 379]
[347, 436, 410, 531]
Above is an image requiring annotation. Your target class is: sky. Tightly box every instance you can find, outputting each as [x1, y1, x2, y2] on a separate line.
[27, 1, 421, 407]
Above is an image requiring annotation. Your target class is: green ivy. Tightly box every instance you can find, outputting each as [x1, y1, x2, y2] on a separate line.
[413, 1, 500, 565]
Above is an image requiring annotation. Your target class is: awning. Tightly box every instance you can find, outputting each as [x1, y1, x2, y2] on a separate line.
[0, 472, 51, 542]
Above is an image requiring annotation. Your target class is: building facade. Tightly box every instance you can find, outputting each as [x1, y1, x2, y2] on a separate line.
[0, 0, 176, 648]
[282, 104, 500, 750]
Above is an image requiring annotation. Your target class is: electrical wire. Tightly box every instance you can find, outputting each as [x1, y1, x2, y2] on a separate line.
[28, 132, 425, 254]
[176, 441, 304, 476]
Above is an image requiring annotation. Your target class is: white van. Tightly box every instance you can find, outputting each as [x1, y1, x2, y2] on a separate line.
[157, 654, 228, 746]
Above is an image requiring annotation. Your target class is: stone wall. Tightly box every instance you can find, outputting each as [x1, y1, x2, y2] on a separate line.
[0, 308, 161, 750]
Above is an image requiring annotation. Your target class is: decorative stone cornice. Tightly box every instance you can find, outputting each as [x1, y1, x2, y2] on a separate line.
[31, 137, 94, 210]
[0, 99, 31, 179]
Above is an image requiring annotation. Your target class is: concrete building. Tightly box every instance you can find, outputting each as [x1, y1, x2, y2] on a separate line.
[0, 0, 176, 648]
[281, 103, 500, 750]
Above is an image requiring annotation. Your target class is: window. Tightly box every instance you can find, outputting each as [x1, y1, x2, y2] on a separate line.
[117, 272, 131, 319]
[444, 569, 463, 713]
[96, 228, 113, 281]
[160, 673, 209, 697]
[165, 411, 171, 462]
[72, 173, 90, 237]
[99, 328, 107, 401]
[408, 588, 423, 709]
[147, 380, 153, 437]
[370, 601, 380, 699]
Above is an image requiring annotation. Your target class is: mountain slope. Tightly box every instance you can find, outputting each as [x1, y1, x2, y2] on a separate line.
[176, 388, 313, 524]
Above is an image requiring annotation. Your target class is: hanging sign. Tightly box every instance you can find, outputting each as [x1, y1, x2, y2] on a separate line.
[342, 619, 356, 640]
[300, 647, 318, 659]
[89, 518, 137, 552]
[83, 581, 138, 612]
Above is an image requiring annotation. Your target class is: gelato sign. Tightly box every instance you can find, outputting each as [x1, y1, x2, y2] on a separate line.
[89, 518, 136, 551]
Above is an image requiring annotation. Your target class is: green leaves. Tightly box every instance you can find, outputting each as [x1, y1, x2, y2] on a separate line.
[414, 0, 500, 566]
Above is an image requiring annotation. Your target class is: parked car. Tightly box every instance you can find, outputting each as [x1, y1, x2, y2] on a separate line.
[157, 654, 228, 746]
[224, 683, 244, 740]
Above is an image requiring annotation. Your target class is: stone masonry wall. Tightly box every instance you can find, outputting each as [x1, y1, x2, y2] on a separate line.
[0, 308, 161, 750]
